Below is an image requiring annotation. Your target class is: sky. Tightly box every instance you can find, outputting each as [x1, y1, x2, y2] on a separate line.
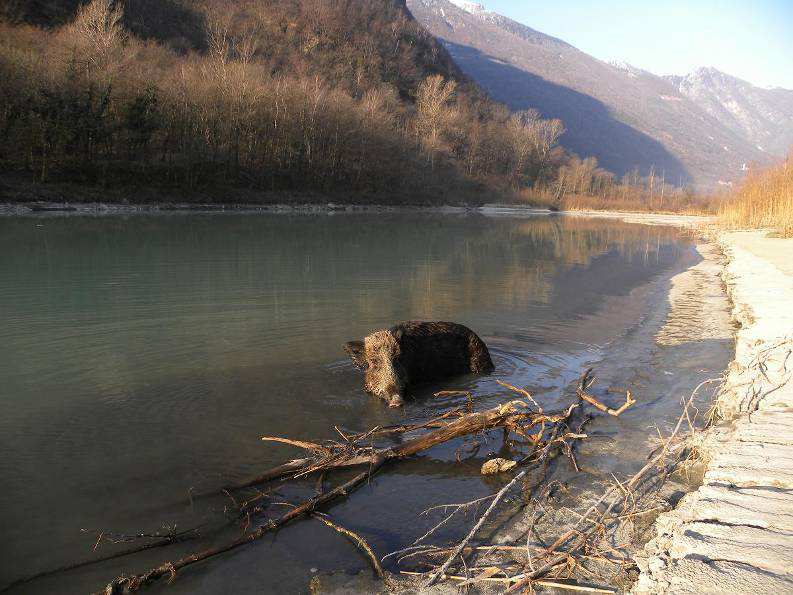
[485, 0, 793, 89]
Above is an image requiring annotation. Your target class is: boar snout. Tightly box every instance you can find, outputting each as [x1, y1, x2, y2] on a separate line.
[387, 394, 405, 408]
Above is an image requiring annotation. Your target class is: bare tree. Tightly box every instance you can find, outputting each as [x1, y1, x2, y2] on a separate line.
[415, 75, 457, 162]
[506, 110, 564, 188]
[66, 0, 125, 67]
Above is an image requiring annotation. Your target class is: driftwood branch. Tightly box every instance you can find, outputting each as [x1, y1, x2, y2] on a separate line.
[499, 377, 721, 593]
[423, 469, 528, 587]
[576, 368, 636, 416]
[0, 525, 209, 594]
[312, 513, 384, 578]
[98, 399, 548, 592]
[400, 570, 616, 593]
[410, 494, 498, 547]
[103, 456, 386, 594]
[496, 380, 544, 412]
[51, 365, 646, 592]
[223, 410, 473, 491]
[259, 436, 331, 455]
[394, 376, 719, 592]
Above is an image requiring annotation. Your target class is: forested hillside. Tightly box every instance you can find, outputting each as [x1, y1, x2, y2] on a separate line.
[0, 0, 573, 204]
[0, 0, 708, 210]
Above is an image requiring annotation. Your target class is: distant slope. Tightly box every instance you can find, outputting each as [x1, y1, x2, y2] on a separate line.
[408, 0, 767, 188]
[667, 67, 793, 157]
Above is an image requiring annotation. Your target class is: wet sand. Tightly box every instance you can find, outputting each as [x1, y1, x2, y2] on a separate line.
[635, 231, 793, 593]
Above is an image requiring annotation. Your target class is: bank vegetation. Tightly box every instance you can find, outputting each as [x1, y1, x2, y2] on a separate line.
[522, 156, 709, 213]
[718, 154, 793, 237]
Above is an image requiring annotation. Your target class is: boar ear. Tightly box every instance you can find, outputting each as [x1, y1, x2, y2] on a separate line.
[343, 340, 367, 369]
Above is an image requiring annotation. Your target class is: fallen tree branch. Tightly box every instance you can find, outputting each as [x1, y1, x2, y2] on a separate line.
[496, 380, 543, 412]
[423, 469, 528, 587]
[412, 494, 498, 546]
[94, 397, 557, 591]
[502, 377, 722, 592]
[0, 525, 209, 594]
[222, 457, 314, 491]
[84, 367, 630, 592]
[576, 368, 636, 417]
[400, 570, 616, 592]
[223, 411, 472, 492]
[259, 436, 331, 455]
[312, 513, 384, 578]
[102, 456, 386, 594]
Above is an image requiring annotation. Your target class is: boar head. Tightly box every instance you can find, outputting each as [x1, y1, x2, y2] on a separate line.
[344, 330, 406, 407]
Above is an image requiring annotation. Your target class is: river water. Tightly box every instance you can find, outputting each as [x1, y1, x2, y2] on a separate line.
[0, 212, 733, 593]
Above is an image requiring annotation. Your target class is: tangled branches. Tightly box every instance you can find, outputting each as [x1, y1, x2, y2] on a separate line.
[3, 367, 643, 594]
[389, 376, 720, 593]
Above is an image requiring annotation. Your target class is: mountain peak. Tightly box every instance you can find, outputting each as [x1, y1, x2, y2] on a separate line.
[609, 60, 648, 77]
[695, 66, 723, 76]
[685, 67, 746, 86]
[448, 0, 487, 14]
[671, 67, 793, 156]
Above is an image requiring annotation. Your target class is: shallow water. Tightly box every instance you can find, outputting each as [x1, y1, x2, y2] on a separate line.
[0, 213, 732, 593]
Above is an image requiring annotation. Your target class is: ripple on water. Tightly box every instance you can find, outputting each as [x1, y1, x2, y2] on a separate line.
[0, 214, 732, 594]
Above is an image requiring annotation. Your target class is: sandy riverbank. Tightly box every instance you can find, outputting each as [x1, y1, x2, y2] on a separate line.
[634, 230, 793, 593]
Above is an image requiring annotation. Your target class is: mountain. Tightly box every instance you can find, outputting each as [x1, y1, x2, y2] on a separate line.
[407, 0, 771, 188]
[667, 67, 793, 158]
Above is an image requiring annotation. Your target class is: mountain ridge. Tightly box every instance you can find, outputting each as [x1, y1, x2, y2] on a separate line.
[408, 0, 789, 188]
[665, 67, 793, 157]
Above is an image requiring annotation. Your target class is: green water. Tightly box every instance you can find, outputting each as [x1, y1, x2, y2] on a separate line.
[0, 212, 731, 593]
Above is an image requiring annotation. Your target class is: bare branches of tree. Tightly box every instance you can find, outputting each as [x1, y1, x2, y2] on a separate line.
[65, 0, 125, 67]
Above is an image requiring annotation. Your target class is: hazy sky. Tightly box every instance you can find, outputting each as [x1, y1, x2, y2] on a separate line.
[485, 0, 793, 89]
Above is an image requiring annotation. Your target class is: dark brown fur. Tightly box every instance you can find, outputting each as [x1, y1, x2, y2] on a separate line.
[344, 321, 494, 407]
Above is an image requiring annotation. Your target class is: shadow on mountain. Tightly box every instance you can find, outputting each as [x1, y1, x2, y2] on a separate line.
[122, 0, 207, 52]
[2, 0, 207, 51]
[446, 41, 691, 184]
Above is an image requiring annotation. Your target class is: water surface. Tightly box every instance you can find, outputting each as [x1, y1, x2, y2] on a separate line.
[0, 213, 732, 593]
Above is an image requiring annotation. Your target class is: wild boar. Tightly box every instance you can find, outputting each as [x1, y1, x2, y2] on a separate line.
[343, 321, 494, 407]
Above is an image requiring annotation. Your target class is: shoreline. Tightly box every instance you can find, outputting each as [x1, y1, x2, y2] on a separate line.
[0, 200, 711, 226]
[313, 220, 735, 595]
[634, 230, 793, 593]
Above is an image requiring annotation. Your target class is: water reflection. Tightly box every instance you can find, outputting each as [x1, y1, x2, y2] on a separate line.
[0, 213, 719, 594]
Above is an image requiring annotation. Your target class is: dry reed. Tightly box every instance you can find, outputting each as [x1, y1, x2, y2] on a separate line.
[719, 155, 793, 237]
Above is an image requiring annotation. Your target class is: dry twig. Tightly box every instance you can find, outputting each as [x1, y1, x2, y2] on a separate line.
[312, 513, 384, 578]
[577, 368, 636, 416]
[423, 469, 528, 587]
